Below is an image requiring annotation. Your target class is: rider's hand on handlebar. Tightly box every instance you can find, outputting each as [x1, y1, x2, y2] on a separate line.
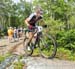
[29, 25, 33, 29]
[28, 25, 37, 29]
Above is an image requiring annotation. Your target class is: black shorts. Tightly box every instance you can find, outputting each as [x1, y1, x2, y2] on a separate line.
[28, 26, 35, 32]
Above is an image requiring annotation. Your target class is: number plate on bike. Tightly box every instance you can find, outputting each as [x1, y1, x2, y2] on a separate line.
[37, 26, 43, 32]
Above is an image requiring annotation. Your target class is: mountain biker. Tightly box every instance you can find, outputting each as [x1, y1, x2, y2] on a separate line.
[25, 6, 43, 44]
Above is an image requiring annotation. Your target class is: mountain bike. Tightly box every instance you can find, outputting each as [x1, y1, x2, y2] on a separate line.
[23, 25, 57, 59]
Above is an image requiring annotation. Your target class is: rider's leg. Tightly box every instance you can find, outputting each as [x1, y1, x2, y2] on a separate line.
[25, 32, 34, 46]
[28, 32, 34, 43]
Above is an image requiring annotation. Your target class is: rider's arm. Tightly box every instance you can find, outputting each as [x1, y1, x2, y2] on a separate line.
[25, 18, 30, 26]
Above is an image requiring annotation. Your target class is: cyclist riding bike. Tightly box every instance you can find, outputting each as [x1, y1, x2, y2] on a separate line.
[24, 6, 57, 58]
[25, 6, 43, 44]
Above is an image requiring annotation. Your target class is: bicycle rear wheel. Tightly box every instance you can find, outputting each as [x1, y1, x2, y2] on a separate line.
[39, 33, 57, 59]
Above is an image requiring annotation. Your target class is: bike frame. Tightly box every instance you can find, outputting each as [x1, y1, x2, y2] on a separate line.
[29, 26, 43, 48]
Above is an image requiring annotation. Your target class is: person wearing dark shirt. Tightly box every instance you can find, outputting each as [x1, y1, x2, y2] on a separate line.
[25, 6, 43, 45]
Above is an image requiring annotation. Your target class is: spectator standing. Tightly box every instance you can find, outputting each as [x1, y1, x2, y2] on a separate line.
[13, 27, 18, 41]
[18, 27, 21, 38]
[18, 27, 23, 38]
[7, 27, 14, 42]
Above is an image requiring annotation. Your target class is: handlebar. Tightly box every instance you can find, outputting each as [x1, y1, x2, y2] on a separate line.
[42, 25, 47, 28]
[25, 25, 47, 33]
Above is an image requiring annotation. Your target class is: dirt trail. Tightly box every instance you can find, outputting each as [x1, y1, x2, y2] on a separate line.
[12, 44, 75, 69]
[1, 43, 75, 69]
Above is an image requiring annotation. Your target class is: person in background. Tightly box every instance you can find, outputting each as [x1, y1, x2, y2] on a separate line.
[7, 27, 14, 42]
[20, 27, 23, 37]
[18, 27, 21, 38]
[18, 27, 23, 38]
[13, 27, 18, 41]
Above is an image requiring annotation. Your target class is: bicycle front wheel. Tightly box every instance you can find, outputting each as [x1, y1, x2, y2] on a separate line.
[39, 33, 57, 59]
[23, 37, 33, 56]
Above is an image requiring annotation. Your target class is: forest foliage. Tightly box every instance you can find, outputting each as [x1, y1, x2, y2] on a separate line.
[0, 0, 75, 60]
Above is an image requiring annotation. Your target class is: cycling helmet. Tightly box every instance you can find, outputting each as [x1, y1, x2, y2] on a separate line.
[35, 5, 43, 14]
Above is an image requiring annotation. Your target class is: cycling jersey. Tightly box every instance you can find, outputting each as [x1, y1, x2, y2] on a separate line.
[28, 13, 43, 26]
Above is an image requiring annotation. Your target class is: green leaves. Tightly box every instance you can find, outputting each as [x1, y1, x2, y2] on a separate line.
[56, 29, 75, 52]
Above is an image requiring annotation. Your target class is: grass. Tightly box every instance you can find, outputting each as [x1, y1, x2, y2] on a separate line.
[14, 61, 24, 69]
[56, 47, 75, 61]
[0, 56, 5, 63]
[32, 47, 75, 61]
[32, 48, 40, 56]
[0, 53, 11, 63]
[0, 53, 25, 69]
